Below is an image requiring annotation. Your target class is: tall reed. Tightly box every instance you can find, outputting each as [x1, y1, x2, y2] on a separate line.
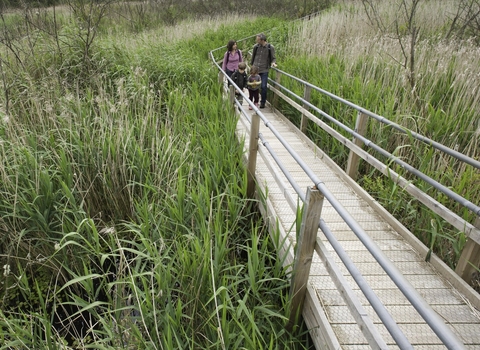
[279, 0, 480, 267]
[0, 11, 313, 348]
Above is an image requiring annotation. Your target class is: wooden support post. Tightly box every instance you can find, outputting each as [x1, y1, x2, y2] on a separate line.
[273, 71, 282, 109]
[346, 112, 369, 181]
[228, 84, 235, 110]
[246, 112, 261, 198]
[455, 217, 480, 284]
[218, 71, 224, 85]
[300, 85, 312, 134]
[286, 186, 324, 332]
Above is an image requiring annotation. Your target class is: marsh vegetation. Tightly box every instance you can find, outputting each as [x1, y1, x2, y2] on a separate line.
[1, 0, 479, 348]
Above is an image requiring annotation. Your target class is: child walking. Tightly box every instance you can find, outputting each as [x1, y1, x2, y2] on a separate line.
[247, 65, 261, 110]
[231, 62, 248, 104]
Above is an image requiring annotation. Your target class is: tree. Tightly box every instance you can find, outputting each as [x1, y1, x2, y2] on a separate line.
[361, 0, 422, 93]
[447, 0, 480, 44]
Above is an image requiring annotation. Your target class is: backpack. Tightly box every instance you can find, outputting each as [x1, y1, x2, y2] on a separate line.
[225, 49, 243, 66]
[251, 43, 272, 66]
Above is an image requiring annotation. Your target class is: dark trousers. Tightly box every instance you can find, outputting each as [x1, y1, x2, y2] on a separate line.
[259, 71, 269, 106]
[235, 93, 243, 104]
[225, 69, 234, 85]
[249, 89, 259, 104]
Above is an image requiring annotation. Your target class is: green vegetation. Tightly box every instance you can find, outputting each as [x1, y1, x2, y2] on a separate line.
[0, 4, 314, 348]
[1, 0, 479, 347]
[276, 1, 480, 268]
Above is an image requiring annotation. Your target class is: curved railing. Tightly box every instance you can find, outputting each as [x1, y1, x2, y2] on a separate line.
[208, 27, 478, 349]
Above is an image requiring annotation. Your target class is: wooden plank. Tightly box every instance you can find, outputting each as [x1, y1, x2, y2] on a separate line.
[304, 284, 342, 350]
[287, 187, 324, 332]
[218, 71, 224, 85]
[346, 112, 368, 181]
[300, 85, 312, 133]
[228, 84, 235, 108]
[456, 217, 480, 284]
[272, 71, 282, 109]
[250, 146, 342, 350]
[246, 112, 260, 198]
[238, 111, 342, 349]
[315, 238, 390, 349]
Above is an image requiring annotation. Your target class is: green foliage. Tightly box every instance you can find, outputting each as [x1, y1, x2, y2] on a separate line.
[276, 15, 480, 268]
[0, 10, 313, 348]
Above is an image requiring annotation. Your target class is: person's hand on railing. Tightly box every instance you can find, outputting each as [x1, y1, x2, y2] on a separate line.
[271, 62, 277, 68]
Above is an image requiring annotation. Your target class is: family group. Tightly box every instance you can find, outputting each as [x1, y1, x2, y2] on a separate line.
[221, 33, 277, 110]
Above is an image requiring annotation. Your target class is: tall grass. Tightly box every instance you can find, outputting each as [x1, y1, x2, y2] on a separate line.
[278, 0, 480, 267]
[0, 9, 314, 348]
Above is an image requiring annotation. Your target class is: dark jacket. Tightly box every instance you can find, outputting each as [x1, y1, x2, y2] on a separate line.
[231, 70, 248, 91]
[250, 43, 276, 74]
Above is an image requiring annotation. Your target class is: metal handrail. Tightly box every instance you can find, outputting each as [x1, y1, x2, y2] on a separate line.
[267, 82, 480, 244]
[258, 132, 413, 349]
[209, 39, 468, 349]
[269, 77, 480, 217]
[256, 83, 465, 348]
[272, 68, 480, 170]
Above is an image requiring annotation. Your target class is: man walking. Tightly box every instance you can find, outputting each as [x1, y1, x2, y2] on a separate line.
[250, 33, 277, 109]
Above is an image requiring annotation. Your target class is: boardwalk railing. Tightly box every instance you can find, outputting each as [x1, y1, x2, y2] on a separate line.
[209, 40, 479, 349]
[268, 69, 480, 281]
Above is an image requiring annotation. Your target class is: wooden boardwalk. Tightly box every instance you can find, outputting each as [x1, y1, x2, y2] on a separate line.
[235, 100, 480, 349]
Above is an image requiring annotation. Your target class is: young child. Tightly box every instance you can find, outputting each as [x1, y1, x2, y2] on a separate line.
[231, 62, 248, 104]
[247, 65, 261, 110]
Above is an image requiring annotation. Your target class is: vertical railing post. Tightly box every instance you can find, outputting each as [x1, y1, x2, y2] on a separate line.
[346, 111, 369, 181]
[286, 186, 324, 332]
[455, 217, 480, 284]
[246, 112, 261, 198]
[300, 85, 312, 134]
[218, 71, 224, 85]
[228, 84, 235, 110]
[273, 70, 282, 109]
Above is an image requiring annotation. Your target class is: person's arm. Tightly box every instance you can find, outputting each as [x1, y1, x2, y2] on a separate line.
[239, 50, 243, 63]
[270, 45, 277, 67]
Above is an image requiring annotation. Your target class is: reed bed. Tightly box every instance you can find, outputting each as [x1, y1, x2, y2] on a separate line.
[279, 0, 480, 267]
[0, 10, 313, 348]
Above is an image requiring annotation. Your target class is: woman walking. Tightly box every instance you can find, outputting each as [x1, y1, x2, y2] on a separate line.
[222, 40, 243, 80]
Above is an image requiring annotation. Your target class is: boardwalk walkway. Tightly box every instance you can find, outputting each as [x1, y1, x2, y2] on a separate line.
[234, 99, 480, 349]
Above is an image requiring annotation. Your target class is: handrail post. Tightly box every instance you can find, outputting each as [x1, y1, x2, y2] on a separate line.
[218, 71, 224, 85]
[228, 84, 235, 110]
[455, 217, 480, 284]
[286, 186, 324, 332]
[346, 111, 369, 181]
[246, 112, 261, 198]
[300, 85, 312, 133]
[273, 70, 282, 109]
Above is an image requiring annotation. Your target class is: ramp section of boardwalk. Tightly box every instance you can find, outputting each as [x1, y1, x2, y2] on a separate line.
[235, 102, 480, 349]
